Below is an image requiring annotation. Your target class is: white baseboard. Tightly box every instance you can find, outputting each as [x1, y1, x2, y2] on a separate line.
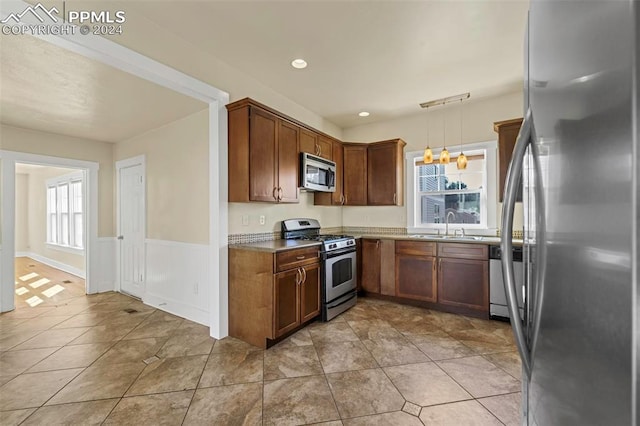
[18, 252, 86, 279]
[143, 293, 209, 326]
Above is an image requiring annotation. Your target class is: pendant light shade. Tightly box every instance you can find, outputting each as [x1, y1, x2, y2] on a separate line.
[439, 147, 450, 164]
[423, 146, 433, 164]
[456, 152, 468, 169]
[456, 98, 467, 170]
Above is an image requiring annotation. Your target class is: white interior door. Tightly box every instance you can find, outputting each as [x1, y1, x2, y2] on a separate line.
[118, 162, 145, 298]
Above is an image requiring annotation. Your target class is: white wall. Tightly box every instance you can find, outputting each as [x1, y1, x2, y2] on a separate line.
[115, 109, 210, 245]
[341, 91, 525, 231]
[229, 193, 343, 234]
[1, 125, 114, 237]
[15, 173, 28, 252]
[114, 110, 212, 324]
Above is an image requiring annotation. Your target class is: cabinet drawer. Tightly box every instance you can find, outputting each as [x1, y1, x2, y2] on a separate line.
[275, 246, 320, 272]
[396, 240, 436, 257]
[437, 243, 488, 260]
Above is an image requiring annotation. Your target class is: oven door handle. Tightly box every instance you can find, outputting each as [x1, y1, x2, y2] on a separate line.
[323, 247, 356, 259]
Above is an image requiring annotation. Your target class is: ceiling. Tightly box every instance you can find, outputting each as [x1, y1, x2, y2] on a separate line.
[0, 34, 207, 143]
[126, 0, 529, 128]
[1, 1, 529, 140]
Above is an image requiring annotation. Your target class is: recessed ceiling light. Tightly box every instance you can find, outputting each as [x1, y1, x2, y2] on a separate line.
[358, 111, 370, 117]
[291, 59, 308, 69]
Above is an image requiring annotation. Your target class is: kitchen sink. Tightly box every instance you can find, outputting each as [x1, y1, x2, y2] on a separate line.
[409, 234, 484, 241]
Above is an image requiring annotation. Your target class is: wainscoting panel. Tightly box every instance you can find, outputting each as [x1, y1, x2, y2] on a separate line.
[144, 239, 210, 326]
[96, 237, 116, 293]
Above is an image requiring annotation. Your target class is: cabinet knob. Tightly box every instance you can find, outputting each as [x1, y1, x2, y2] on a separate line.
[301, 267, 307, 284]
[393, 193, 397, 204]
[273, 187, 278, 201]
[296, 255, 305, 260]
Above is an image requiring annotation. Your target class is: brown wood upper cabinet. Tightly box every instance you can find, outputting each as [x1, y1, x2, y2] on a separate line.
[300, 129, 333, 161]
[343, 143, 368, 205]
[494, 118, 523, 202]
[314, 140, 344, 206]
[227, 101, 299, 203]
[367, 139, 406, 206]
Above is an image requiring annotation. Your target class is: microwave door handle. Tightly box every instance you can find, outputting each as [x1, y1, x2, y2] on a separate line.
[328, 168, 336, 188]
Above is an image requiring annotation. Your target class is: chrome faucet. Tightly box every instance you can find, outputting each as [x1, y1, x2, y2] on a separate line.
[445, 211, 456, 236]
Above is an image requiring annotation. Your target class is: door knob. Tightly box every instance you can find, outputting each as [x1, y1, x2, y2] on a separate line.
[117, 235, 124, 240]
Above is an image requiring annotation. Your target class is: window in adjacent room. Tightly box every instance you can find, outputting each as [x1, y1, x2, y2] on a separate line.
[406, 141, 497, 232]
[46, 171, 84, 250]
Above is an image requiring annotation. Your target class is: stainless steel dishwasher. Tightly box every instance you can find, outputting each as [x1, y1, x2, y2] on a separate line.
[489, 245, 524, 320]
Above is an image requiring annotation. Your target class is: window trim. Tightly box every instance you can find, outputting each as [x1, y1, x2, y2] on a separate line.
[46, 171, 85, 251]
[406, 140, 498, 234]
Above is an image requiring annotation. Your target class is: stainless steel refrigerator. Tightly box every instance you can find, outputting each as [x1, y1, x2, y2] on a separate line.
[500, 1, 637, 424]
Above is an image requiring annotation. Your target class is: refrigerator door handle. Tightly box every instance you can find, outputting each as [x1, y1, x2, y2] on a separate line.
[501, 108, 534, 377]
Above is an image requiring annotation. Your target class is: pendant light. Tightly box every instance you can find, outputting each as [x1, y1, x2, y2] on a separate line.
[419, 92, 470, 166]
[440, 115, 450, 164]
[457, 99, 468, 170]
[423, 107, 433, 164]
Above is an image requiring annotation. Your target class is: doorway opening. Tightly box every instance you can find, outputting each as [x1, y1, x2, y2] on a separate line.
[14, 163, 88, 308]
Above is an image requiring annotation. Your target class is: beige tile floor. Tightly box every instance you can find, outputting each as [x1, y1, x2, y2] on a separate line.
[1, 260, 522, 425]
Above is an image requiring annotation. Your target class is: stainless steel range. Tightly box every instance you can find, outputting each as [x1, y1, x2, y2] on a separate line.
[282, 219, 357, 321]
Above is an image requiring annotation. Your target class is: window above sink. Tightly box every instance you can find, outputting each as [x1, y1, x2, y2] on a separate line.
[405, 140, 498, 234]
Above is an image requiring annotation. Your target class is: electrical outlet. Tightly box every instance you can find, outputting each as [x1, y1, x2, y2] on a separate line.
[193, 282, 199, 295]
[241, 215, 249, 226]
[259, 215, 266, 225]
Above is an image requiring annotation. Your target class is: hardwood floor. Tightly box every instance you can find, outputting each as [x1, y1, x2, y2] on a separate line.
[13, 257, 85, 309]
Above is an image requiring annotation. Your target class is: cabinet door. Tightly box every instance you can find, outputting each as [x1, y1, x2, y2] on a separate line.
[317, 136, 333, 160]
[396, 254, 437, 302]
[332, 141, 344, 205]
[494, 118, 523, 202]
[300, 264, 321, 323]
[249, 108, 278, 202]
[437, 257, 488, 313]
[274, 269, 301, 337]
[343, 145, 368, 205]
[361, 239, 381, 293]
[367, 141, 401, 205]
[277, 121, 300, 203]
[299, 129, 318, 156]
[314, 140, 344, 206]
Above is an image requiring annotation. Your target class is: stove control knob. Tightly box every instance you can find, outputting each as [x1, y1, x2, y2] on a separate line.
[347, 240, 354, 245]
[329, 243, 337, 249]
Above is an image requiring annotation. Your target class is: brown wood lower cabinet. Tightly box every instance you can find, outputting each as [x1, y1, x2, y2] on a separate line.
[274, 263, 320, 337]
[361, 239, 381, 293]
[437, 257, 488, 313]
[395, 241, 437, 303]
[436, 243, 488, 315]
[365, 239, 489, 317]
[230, 246, 320, 348]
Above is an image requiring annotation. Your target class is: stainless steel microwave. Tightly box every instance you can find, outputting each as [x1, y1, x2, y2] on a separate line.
[300, 153, 336, 192]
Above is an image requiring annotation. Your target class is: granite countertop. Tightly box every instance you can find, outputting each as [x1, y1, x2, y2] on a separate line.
[352, 234, 523, 246]
[230, 239, 321, 253]
[230, 234, 523, 252]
